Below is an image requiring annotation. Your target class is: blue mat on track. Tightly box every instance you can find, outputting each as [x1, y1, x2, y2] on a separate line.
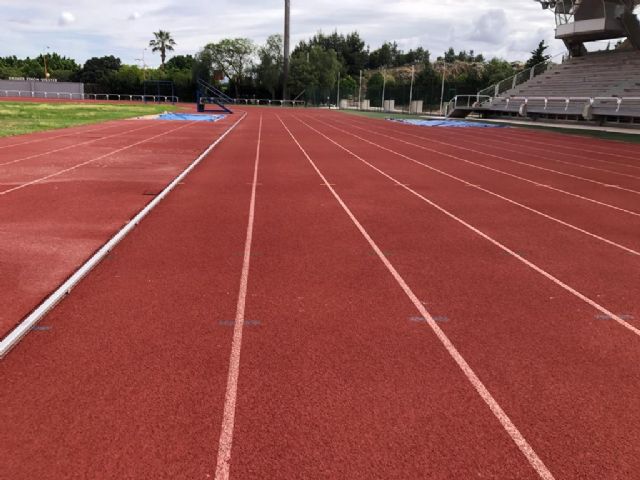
[158, 113, 226, 122]
[390, 119, 506, 128]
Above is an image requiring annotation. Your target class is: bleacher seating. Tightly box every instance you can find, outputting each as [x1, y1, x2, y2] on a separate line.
[478, 50, 640, 122]
[507, 50, 640, 98]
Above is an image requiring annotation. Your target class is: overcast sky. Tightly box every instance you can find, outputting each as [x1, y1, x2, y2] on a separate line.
[0, 0, 567, 67]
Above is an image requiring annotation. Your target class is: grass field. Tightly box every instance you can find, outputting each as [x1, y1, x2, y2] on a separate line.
[0, 102, 177, 137]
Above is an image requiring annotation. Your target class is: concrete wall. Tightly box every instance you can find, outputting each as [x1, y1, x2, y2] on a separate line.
[0, 79, 84, 95]
[409, 100, 424, 114]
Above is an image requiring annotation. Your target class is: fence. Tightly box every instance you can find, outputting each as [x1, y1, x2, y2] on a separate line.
[0, 90, 179, 103]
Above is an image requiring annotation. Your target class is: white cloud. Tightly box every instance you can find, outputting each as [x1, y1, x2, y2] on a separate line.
[467, 9, 509, 44]
[0, 0, 572, 65]
[58, 11, 76, 27]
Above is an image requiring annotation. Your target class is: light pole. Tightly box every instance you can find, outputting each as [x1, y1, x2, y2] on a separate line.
[143, 48, 148, 80]
[381, 68, 386, 111]
[336, 71, 340, 108]
[283, 0, 291, 101]
[409, 64, 415, 113]
[358, 69, 363, 110]
[136, 48, 148, 81]
[439, 58, 446, 115]
[43, 46, 51, 79]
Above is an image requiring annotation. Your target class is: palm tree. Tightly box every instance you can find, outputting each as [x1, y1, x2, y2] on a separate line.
[149, 30, 176, 68]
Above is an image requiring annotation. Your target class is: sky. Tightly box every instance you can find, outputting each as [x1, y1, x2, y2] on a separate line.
[0, 0, 568, 67]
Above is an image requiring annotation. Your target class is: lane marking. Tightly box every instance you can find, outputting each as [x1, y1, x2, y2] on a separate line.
[0, 122, 160, 167]
[214, 115, 263, 480]
[436, 128, 640, 182]
[485, 128, 640, 165]
[352, 113, 640, 168]
[293, 116, 640, 339]
[309, 116, 640, 257]
[278, 114, 556, 480]
[341, 114, 640, 181]
[358, 121, 640, 196]
[0, 114, 247, 358]
[0, 122, 197, 196]
[332, 117, 640, 218]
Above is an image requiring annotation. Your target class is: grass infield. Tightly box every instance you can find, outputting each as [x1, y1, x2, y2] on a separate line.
[0, 101, 177, 137]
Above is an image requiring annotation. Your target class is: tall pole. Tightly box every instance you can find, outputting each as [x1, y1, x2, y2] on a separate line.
[440, 59, 446, 115]
[381, 68, 386, 111]
[283, 0, 291, 101]
[43, 46, 50, 79]
[143, 48, 148, 81]
[409, 64, 415, 113]
[358, 70, 363, 110]
[337, 71, 340, 108]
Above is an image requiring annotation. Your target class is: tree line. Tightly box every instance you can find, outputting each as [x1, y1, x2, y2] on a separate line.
[0, 30, 550, 106]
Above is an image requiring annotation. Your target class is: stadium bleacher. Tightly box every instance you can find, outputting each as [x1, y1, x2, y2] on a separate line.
[448, 1, 640, 124]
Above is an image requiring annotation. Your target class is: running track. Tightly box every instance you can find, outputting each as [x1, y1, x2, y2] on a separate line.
[2, 107, 640, 479]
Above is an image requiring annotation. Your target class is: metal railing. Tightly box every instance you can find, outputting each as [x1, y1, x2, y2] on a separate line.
[487, 96, 640, 113]
[445, 95, 492, 116]
[233, 98, 306, 107]
[0, 90, 179, 103]
[446, 94, 640, 117]
[478, 52, 567, 99]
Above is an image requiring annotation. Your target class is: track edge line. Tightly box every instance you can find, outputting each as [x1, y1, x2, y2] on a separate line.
[0, 112, 247, 359]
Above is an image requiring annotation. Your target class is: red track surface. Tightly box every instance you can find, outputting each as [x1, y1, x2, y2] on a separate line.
[2, 107, 640, 479]
[0, 115, 237, 338]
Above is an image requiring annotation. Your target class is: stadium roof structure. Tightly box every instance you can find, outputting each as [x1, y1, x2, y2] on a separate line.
[534, 0, 640, 55]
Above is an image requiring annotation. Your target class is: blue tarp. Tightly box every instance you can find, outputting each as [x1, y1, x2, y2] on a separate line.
[390, 119, 506, 128]
[157, 113, 226, 122]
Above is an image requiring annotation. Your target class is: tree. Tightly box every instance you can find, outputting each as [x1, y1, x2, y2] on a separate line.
[368, 42, 400, 69]
[288, 45, 341, 104]
[444, 47, 456, 63]
[525, 40, 550, 69]
[339, 75, 357, 98]
[200, 38, 256, 96]
[165, 55, 194, 70]
[366, 71, 395, 107]
[78, 56, 121, 83]
[482, 58, 516, 85]
[149, 30, 176, 68]
[257, 34, 284, 99]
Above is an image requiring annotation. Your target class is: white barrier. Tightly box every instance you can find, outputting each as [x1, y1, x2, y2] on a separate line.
[0, 90, 179, 103]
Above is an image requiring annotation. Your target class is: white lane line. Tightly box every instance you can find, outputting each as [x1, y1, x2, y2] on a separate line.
[0, 113, 247, 358]
[0, 122, 160, 168]
[293, 115, 640, 339]
[0, 122, 118, 150]
[308, 116, 640, 257]
[0, 122, 198, 196]
[359, 121, 640, 196]
[277, 114, 556, 480]
[342, 114, 640, 177]
[214, 115, 263, 480]
[437, 129, 640, 182]
[333, 118, 640, 218]
[487, 129, 640, 165]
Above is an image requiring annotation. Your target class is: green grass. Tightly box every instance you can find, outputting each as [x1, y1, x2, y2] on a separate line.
[0, 102, 177, 137]
[339, 109, 640, 144]
[338, 109, 424, 121]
